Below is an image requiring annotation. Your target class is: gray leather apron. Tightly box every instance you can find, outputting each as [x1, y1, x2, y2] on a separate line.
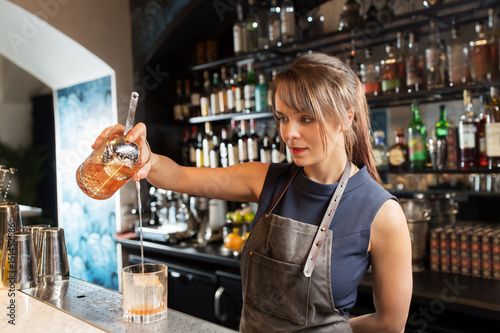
[240, 161, 353, 332]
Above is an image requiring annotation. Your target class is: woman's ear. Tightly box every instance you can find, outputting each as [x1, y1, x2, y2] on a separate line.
[347, 108, 355, 127]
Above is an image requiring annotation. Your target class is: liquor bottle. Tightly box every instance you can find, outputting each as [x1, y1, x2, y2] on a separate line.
[246, 0, 260, 52]
[406, 31, 425, 93]
[188, 125, 198, 167]
[202, 122, 214, 168]
[435, 105, 449, 140]
[446, 118, 459, 170]
[271, 132, 286, 163]
[238, 120, 250, 163]
[173, 80, 184, 121]
[233, 3, 248, 54]
[190, 74, 201, 118]
[469, 22, 497, 82]
[425, 21, 446, 89]
[458, 90, 478, 170]
[486, 8, 500, 79]
[210, 72, 221, 115]
[477, 95, 488, 168]
[195, 130, 204, 168]
[244, 63, 256, 112]
[247, 118, 260, 162]
[200, 70, 211, 117]
[408, 101, 427, 170]
[182, 79, 191, 120]
[228, 120, 240, 166]
[218, 67, 229, 114]
[258, 0, 270, 49]
[486, 87, 500, 169]
[281, 0, 296, 43]
[234, 65, 245, 113]
[381, 44, 403, 94]
[360, 48, 381, 96]
[388, 128, 409, 172]
[395, 31, 407, 91]
[446, 23, 470, 86]
[268, 0, 281, 47]
[226, 67, 236, 113]
[209, 133, 220, 168]
[219, 127, 230, 168]
[372, 130, 388, 170]
[260, 130, 272, 163]
[255, 73, 269, 112]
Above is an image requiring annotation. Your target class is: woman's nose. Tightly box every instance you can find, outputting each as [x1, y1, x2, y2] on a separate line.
[282, 122, 300, 141]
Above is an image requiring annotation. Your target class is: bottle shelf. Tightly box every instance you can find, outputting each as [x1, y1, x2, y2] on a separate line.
[381, 167, 500, 175]
[188, 111, 274, 124]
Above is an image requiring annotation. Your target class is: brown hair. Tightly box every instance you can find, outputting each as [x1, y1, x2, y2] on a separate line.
[269, 52, 380, 183]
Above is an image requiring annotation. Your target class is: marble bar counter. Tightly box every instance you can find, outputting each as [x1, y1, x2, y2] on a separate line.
[0, 277, 236, 333]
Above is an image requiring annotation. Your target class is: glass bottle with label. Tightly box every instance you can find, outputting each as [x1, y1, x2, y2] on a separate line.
[218, 67, 229, 114]
[255, 73, 269, 112]
[458, 90, 478, 170]
[281, 0, 296, 43]
[469, 22, 497, 81]
[247, 119, 260, 162]
[200, 70, 211, 117]
[188, 125, 198, 167]
[268, 0, 281, 47]
[244, 63, 256, 112]
[234, 65, 245, 113]
[189, 74, 201, 118]
[406, 31, 425, 93]
[228, 120, 240, 166]
[233, 3, 248, 54]
[360, 48, 381, 96]
[476, 95, 488, 168]
[271, 131, 286, 163]
[210, 72, 221, 116]
[447, 23, 470, 86]
[260, 131, 272, 164]
[245, 0, 260, 52]
[202, 122, 214, 168]
[425, 21, 446, 89]
[372, 131, 388, 170]
[238, 120, 250, 163]
[388, 128, 409, 172]
[486, 87, 500, 169]
[219, 128, 230, 168]
[435, 105, 449, 140]
[408, 101, 427, 170]
[381, 44, 403, 94]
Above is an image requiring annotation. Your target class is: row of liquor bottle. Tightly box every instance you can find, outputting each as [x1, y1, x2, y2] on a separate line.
[172, 63, 273, 121]
[358, 8, 500, 96]
[181, 119, 292, 168]
[231, 0, 398, 54]
[374, 87, 500, 172]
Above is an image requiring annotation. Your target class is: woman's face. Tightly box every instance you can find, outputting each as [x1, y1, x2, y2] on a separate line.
[275, 94, 345, 176]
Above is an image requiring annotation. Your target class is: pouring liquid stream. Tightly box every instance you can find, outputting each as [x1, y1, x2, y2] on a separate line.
[136, 177, 145, 274]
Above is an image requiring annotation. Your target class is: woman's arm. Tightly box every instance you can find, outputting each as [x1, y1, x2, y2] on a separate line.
[95, 123, 270, 203]
[350, 199, 413, 333]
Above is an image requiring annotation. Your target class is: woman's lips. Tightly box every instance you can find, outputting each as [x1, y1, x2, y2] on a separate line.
[290, 147, 307, 154]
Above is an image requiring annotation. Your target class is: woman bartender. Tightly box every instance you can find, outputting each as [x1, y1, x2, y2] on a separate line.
[94, 52, 412, 332]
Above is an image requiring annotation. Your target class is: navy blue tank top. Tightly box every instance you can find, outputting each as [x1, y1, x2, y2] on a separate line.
[253, 163, 396, 316]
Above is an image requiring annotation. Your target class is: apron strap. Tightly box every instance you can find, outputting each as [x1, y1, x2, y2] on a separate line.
[303, 160, 351, 277]
[263, 164, 301, 219]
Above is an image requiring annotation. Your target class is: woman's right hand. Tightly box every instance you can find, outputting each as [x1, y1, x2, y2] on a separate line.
[91, 122, 153, 181]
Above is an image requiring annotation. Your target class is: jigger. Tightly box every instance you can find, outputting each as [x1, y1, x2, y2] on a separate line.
[37, 227, 70, 283]
[1, 232, 38, 289]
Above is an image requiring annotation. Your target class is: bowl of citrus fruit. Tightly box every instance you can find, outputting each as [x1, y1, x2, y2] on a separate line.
[223, 206, 255, 253]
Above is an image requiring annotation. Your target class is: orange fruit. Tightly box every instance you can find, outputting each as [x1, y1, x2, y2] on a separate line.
[224, 233, 244, 251]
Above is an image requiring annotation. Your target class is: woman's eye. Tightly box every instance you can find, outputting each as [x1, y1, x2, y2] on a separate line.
[301, 117, 313, 123]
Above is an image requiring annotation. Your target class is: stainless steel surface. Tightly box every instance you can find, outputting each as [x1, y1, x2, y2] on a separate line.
[21, 277, 236, 332]
[1, 231, 38, 289]
[0, 202, 22, 250]
[37, 227, 70, 283]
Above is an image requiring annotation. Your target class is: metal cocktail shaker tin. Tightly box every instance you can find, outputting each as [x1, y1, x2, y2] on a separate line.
[0, 202, 23, 253]
[37, 227, 70, 283]
[1, 231, 38, 289]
